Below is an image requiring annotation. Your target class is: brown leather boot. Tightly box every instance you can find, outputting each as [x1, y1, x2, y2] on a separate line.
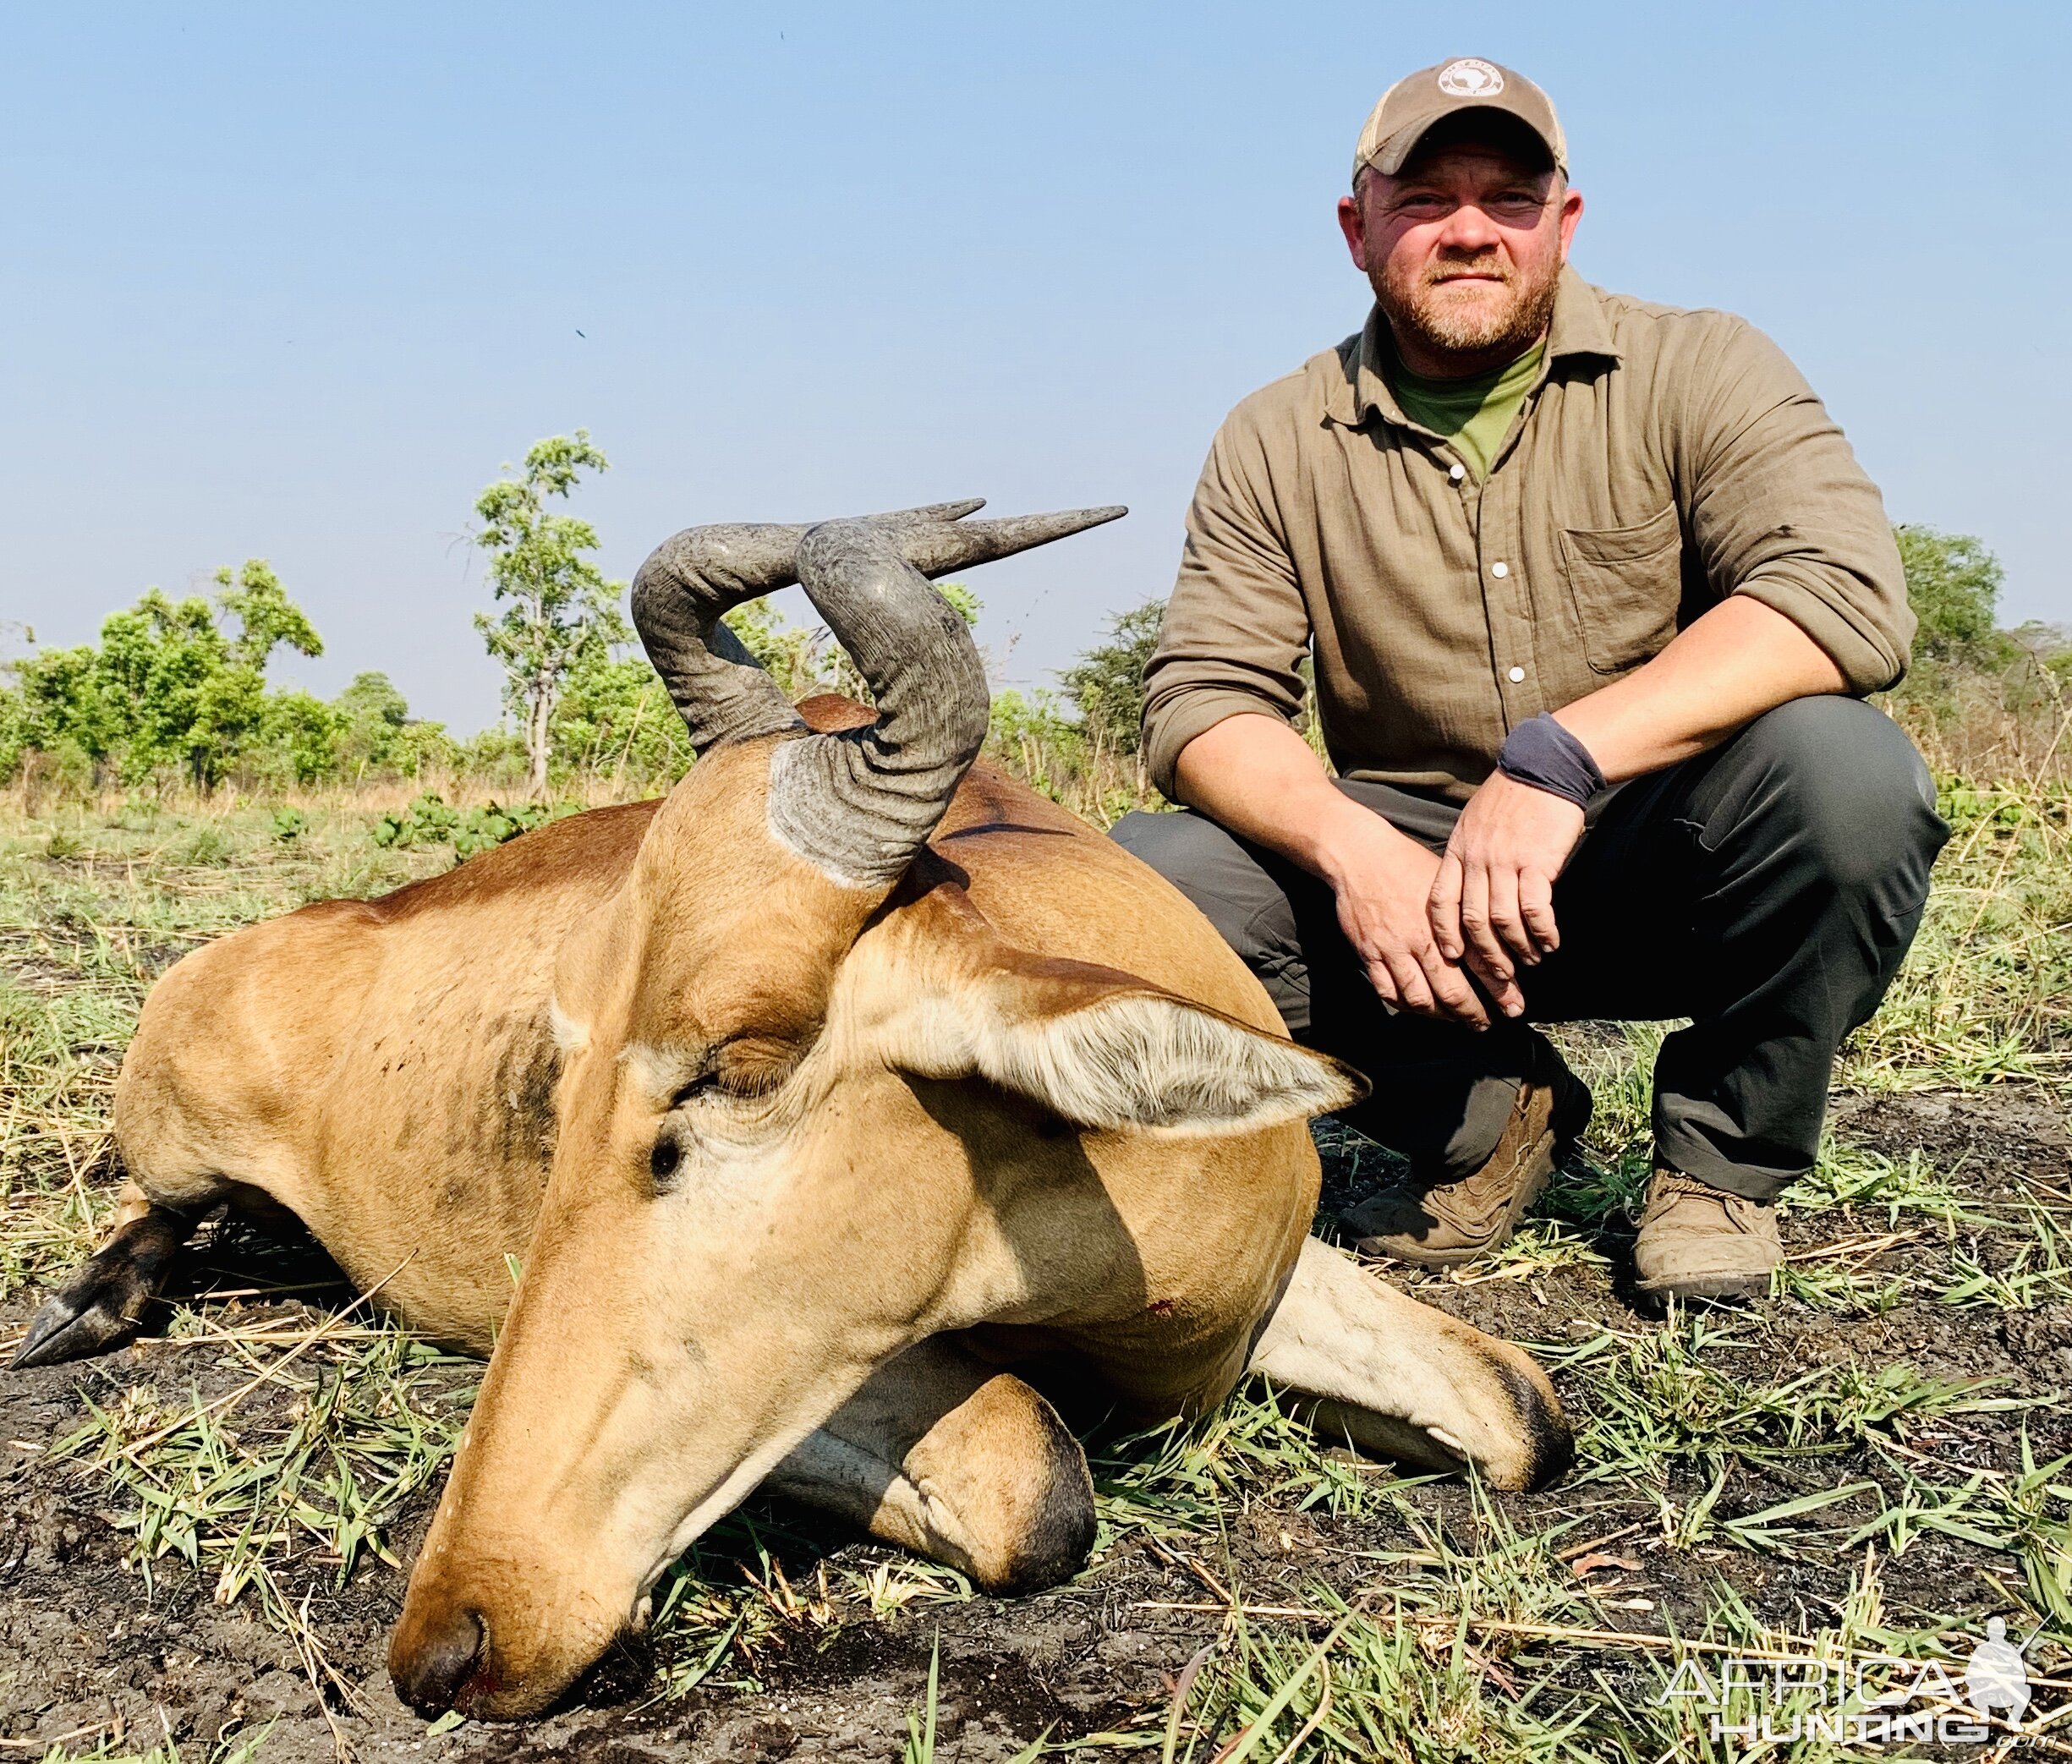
[1341, 1073, 1589, 1268]
[1632, 1168, 1783, 1304]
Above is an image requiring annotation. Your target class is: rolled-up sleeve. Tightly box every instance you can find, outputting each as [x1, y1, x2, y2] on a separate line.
[1681, 319, 1914, 693]
[1140, 408, 1314, 797]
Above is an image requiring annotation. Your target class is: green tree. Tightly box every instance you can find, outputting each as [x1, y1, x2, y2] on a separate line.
[95, 590, 232, 785]
[718, 581, 983, 709]
[11, 564, 325, 790]
[16, 642, 123, 775]
[255, 690, 343, 784]
[473, 432, 628, 797]
[0, 682, 24, 785]
[551, 649, 690, 781]
[721, 600, 826, 701]
[216, 559, 324, 670]
[0, 623, 28, 783]
[332, 671, 411, 774]
[1060, 598, 1165, 755]
[390, 719, 458, 780]
[1896, 526, 2008, 664]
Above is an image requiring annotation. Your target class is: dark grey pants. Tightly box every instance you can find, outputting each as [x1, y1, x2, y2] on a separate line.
[1110, 698, 1948, 1201]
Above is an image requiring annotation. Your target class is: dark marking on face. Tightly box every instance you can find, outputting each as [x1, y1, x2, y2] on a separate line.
[509, 1022, 562, 1163]
[468, 1010, 565, 1175]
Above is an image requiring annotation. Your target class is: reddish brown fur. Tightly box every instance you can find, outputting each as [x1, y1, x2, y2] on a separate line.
[72, 694, 1568, 1721]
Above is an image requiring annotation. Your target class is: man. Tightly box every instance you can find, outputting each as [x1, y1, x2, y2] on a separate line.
[1111, 58, 1946, 1304]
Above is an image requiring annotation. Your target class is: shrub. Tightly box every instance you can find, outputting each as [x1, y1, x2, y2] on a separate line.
[370, 792, 577, 862]
[333, 672, 411, 774]
[550, 651, 690, 783]
[1059, 600, 1165, 757]
[1896, 525, 2008, 664]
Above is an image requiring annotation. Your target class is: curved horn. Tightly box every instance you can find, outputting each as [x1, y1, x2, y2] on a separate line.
[630, 524, 805, 753]
[769, 502, 1126, 887]
[631, 501, 988, 753]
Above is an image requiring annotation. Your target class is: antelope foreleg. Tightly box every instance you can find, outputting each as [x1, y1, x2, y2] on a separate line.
[9, 1185, 198, 1370]
[1248, 1237, 1573, 1492]
[763, 1336, 1094, 1594]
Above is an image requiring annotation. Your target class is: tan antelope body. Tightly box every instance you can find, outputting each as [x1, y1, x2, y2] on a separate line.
[15, 504, 1570, 1719]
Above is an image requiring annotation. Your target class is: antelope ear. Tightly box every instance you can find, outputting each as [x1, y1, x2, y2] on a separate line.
[859, 892, 1367, 1135]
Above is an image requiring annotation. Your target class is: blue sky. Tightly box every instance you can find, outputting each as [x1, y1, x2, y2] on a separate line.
[3, 2, 2066, 732]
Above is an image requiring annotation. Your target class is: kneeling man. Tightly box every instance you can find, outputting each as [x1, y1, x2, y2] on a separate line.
[1114, 58, 1947, 1303]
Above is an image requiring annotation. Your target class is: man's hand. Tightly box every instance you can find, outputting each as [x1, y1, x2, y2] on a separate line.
[1429, 772, 1585, 1016]
[1319, 806, 1490, 1029]
[1174, 713, 1492, 1028]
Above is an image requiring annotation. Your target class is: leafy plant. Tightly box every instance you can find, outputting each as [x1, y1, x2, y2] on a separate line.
[370, 792, 459, 850]
[369, 792, 573, 861]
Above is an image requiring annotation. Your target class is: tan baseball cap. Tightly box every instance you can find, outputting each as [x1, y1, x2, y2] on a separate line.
[1352, 58, 1566, 185]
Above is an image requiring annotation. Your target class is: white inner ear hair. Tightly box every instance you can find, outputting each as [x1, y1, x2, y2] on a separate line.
[548, 998, 590, 1055]
[1016, 997, 1356, 1131]
[960, 994, 1358, 1134]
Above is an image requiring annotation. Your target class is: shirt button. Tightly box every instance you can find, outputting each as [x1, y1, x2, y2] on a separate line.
[1449, 463, 1465, 483]
[1491, 561, 1509, 578]
[1507, 666, 1526, 682]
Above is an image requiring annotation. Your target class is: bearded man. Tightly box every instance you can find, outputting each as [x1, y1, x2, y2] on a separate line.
[1111, 58, 1945, 1303]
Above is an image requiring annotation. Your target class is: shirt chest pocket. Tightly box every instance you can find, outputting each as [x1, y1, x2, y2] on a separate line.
[1557, 502, 1684, 676]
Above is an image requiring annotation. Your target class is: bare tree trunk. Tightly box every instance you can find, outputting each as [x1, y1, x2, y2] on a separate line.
[527, 686, 553, 801]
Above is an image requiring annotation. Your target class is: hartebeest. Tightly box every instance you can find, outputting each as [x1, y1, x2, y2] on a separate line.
[13, 501, 1570, 1719]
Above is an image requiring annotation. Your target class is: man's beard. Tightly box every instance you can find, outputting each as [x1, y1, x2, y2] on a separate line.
[1378, 250, 1560, 363]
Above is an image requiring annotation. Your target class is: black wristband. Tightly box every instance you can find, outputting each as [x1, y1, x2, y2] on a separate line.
[1496, 713, 1604, 808]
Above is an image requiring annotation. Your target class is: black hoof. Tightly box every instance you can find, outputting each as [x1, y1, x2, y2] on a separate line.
[9, 1210, 190, 1370]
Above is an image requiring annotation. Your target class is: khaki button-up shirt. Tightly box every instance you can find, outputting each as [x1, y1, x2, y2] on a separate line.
[1141, 267, 1914, 803]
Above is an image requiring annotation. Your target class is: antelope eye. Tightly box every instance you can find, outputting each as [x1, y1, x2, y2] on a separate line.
[670, 1070, 718, 1109]
[650, 1136, 682, 1186]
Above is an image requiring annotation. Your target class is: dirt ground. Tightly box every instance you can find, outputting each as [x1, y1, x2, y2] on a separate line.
[4, 1081, 2068, 1761]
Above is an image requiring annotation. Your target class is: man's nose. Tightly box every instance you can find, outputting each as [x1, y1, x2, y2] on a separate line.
[1435, 202, 1503, 254]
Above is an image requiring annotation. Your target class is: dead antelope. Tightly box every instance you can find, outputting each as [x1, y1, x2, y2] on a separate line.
[12, 501, 1570, 1719]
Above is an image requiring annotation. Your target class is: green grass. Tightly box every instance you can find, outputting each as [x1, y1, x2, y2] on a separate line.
[54, 1309, 472, 1606]
[1842, 776, 2072, 1088]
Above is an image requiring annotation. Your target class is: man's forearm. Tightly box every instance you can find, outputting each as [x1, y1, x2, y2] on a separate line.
[1173, 713, 1493, 1025]
[1173, 713, 1418, 885]
[1550, 594, 1848, 784]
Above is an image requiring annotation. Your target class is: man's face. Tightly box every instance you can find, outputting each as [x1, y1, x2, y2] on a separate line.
[1338, 140, 1583, 372]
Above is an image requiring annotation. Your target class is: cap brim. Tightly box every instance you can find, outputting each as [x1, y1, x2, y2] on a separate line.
[1368, 101, 1564, 178]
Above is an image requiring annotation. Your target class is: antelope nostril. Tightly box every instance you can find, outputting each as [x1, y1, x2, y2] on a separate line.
[394, 1607, 486, 1716]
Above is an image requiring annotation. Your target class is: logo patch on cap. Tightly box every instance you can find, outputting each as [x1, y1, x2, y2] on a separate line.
[1436, 58, 1505, 98]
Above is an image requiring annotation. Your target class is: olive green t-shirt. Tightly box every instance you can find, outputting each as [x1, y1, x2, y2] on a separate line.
[1388, 340, 1546, 483]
